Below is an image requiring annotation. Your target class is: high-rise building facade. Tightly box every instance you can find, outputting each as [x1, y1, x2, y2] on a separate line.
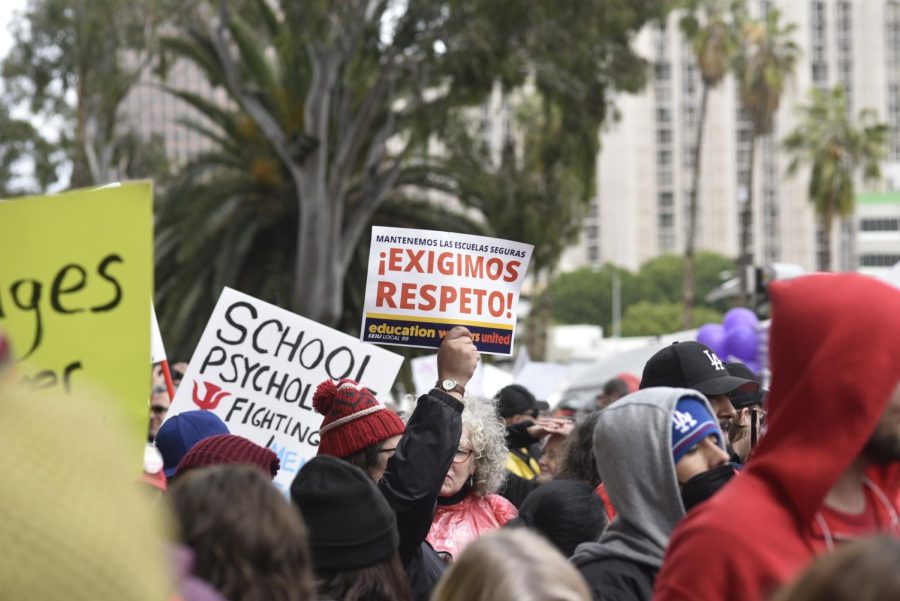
[119, 59, 228, 165]
[561, 0, 900, 275]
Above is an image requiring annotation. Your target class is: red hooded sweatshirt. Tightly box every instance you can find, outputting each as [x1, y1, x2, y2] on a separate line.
[654, 274, 900, 601]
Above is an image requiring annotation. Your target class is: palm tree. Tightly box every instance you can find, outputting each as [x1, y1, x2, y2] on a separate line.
[783, 86, 888, 271]
[679, 0, 744, 328]
[733, 8, 799, 297]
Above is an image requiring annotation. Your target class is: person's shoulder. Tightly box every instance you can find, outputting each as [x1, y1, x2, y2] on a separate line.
[579, 557, 655, 601]
[580, 555, 654, 580]
[485, 492, 518, 522]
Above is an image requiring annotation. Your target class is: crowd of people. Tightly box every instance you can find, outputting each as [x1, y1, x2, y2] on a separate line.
[2, 272, 899, 601]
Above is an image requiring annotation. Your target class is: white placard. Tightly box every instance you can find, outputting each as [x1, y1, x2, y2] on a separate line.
[166, 287, 404, 493]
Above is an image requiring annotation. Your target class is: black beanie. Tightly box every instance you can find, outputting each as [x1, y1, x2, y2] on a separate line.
[290, 456, 399, 571]
[496, 384, 536, 418]
[507, 479, 608, 557]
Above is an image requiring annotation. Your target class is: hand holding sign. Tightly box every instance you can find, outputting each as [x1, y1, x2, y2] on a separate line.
[436, 326, 479, 400]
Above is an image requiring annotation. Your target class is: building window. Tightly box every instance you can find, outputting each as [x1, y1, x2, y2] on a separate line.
[586, 225, 599, 240]
[860, 217, 900, 232]
[657, 129, 672, 144]
[657, 150, 672, 166]
[658, 213, 674, 228]
[860, 254, 900, 267]
[812, 62, 828, 83]
[659, 231, 676, 252]
[655, 62, 671, 80]
[588, 246, 600, 262]
[656, 107, 672, 123]
[658, 191, 674, 207]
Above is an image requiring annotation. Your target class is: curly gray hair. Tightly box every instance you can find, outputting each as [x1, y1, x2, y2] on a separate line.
[460, 396, 508, 495]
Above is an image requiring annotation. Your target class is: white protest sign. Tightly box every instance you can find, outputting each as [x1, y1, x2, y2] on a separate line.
[166, 287, 404, 493]
[361, 227, 533, 355]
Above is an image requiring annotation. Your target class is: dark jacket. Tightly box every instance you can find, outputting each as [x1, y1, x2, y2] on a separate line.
[499, 472, 538, 508]
[500, 421, 541, 507]
[579, 557, 656, 601]
[379, 388, 463, 601]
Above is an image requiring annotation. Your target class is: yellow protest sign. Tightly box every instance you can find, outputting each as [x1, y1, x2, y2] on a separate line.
[0, 182, 153, 449]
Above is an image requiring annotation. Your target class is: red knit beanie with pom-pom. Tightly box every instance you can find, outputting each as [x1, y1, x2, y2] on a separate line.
[313, 378, 405, 458]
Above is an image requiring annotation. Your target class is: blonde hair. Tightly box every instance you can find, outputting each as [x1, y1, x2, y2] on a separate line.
[460, 396, 508, 495]
[431, 529, 590, 601]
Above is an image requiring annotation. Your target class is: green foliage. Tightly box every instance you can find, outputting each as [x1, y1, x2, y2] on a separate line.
[679, 0, 745, 87]
[783, 86, 888, 270]
[621, 301, 722, 336]
[734, 8, 800, 138]
[545, 252, 732, 334]
[0, 105, 66, 196]
[635, 252, 733, 310]
[543, 266, 638, 328]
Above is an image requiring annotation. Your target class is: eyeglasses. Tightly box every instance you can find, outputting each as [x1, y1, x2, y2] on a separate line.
[453, 448, 474, 463]
[751, 408, 767, 428]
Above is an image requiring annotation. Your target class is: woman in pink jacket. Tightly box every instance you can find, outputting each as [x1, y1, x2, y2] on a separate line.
[427, 396, 518, 562]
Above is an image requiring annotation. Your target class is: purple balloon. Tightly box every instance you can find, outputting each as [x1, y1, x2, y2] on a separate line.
[723, 307, 759, 332]
[725, 324, 758, 361]
[697, 323, 727, 358]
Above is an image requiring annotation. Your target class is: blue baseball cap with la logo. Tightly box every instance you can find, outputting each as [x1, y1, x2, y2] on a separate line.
[671, 397, 722, 464]
[640, 341, 759, 397]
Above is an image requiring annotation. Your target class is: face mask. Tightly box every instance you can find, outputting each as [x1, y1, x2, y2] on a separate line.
[680, 463, 738, 512]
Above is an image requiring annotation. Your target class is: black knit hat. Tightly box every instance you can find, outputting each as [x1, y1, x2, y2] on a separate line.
[507, 480, 607, 557]
[495, 384, 536, 418]
[290, 456, 398, 571]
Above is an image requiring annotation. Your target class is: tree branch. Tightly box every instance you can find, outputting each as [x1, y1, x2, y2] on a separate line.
[340, 136, 413, 270]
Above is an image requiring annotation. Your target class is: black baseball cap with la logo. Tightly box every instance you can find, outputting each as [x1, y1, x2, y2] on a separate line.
[639, 341, 759, 397]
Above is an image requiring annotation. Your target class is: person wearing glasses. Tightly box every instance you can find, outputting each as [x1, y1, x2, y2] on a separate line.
[724, 362, 767, 464]
[311, 326, 478, 601]
[426, 394, 518, 562]
[147, 362, 187, 441]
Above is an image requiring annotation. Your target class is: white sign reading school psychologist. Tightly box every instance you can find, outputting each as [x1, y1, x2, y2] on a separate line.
[166, 287, 404, 493]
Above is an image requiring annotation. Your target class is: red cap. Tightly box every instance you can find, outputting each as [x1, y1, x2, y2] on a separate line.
[174, 434, 280, 479]
[313, 379, 405, 458]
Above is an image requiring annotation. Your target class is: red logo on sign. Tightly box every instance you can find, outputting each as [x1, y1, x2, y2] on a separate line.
[192, 381, 231, 410]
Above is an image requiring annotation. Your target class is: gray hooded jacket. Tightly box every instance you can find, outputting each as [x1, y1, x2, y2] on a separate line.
[570, 388, 724, 601]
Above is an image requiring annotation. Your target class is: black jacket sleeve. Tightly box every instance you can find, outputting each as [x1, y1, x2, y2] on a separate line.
[378, 388, 463, 566]
[506, 421, 539, 448]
